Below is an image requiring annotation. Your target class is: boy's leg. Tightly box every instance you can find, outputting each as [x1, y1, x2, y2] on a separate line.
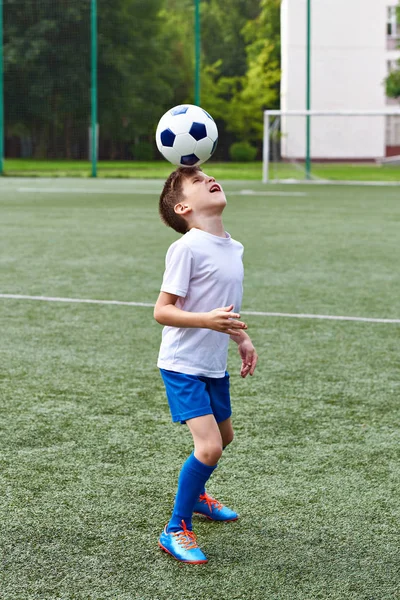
[198, 417, 234, 495]
[167, 414, 223, 532]
[189, 414, 224, 466]
[195, 417, 239, 522]
[217, 417, 235, 448]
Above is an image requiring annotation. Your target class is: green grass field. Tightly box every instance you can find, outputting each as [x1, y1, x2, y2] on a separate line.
[1, 178, 399, 599]
[2, 158, 400, 182]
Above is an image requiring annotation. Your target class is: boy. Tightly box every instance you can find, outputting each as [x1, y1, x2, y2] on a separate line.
[154, 166, 258, 564]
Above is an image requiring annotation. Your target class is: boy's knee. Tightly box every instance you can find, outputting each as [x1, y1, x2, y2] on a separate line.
[197, 442, 223, 466]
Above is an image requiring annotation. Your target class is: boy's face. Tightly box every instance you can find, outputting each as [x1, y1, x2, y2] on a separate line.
[179, 171, 226, 216]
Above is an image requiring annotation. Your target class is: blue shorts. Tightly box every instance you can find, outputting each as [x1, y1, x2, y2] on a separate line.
[159, 369, 231, 424]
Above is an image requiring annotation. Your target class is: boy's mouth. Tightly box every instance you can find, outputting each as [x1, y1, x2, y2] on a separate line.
[209, 183, 222, 193]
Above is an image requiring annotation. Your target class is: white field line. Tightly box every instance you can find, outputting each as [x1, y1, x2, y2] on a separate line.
[272, 179, 400, 187]
[17, 187, 157, 195]
[233, 190, 307, 197]
[0, 294, 153, 308]
[14, 187, 306, 198]
[0, 294, 399, 324]
[241, 310, 400, 324]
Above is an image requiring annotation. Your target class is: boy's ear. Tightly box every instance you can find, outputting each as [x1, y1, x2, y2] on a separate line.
[174, 203, 192, 216]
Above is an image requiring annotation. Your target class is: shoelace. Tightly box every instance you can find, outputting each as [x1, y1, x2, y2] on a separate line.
[173, 520, 199, 550]
[198, 492, 224, 512]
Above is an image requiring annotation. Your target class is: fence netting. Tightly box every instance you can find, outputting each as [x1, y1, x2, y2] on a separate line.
[4, 0, 91, 162]
[3, 0, 175, 172]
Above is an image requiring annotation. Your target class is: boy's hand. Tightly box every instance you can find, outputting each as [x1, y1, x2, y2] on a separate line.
[237, 335, 258, 378]
[205, 304, 248, 336]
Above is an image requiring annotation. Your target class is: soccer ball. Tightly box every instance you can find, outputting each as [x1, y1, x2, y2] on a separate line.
[155, 104, 218, 167]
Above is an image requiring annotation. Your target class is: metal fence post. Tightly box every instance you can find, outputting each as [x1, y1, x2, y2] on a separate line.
[0, 0, 4, 175]
[91, 0, 98, 177]
[194, 0, 201, 106]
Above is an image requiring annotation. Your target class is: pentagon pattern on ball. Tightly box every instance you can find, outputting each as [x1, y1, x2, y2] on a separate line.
[181, 153, 200, 166]
[171, 105, 189, 116]
[189, 122, 207, 141]
[160, 129, 176, 148]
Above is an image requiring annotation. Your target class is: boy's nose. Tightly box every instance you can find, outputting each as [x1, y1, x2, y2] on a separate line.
[207, 177, 216, 183]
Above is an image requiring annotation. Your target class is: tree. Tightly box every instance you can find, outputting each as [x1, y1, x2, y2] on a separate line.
[4, 0, 91, 157]
[386, 68, 400, 99]
[230, 0, 281, 141]
[201, 0, 281, 147]
[201, 0, 260, 78]
[3, 0, 282, 159]
[157, 0, 194, 108]
[3, 0, 170, 158]
[385, 4, 400, 101]
[98, 0, 170, 155]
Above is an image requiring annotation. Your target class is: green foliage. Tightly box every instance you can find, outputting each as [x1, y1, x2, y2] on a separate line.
[97, 0, 169, 141]
[131, 140, 154, 161]
[3, 0, 169, 157]
[157, 0, 194, 107]
[229, 141, 257, 161]
[4, 0, 91, 158]
[201, 0, 260, 78]
[2, 0, 281, 158]
[385, 5, 400, 100]
[201, 0, 281, 144]
[386, 66, 400, 99]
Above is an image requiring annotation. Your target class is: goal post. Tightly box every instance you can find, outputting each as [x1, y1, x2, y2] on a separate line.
[262, 109, 400, 183]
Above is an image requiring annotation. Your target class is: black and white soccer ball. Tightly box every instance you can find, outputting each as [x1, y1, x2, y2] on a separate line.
[155, 104, 218, 167]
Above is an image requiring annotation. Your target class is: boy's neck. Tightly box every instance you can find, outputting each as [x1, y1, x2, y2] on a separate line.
[189, 216, 226, 238]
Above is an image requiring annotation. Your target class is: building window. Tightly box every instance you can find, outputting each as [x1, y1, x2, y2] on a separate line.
[387, 6, 399, 37]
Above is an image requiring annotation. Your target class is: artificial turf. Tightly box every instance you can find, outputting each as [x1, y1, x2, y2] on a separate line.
[2, 158, 400, 182]
[0, 178, 399, 599]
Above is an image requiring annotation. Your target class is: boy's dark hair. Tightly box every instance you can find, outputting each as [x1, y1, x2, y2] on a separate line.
[159, 166, 202, 234]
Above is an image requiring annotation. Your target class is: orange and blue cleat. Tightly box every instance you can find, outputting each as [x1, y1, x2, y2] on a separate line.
[193, 492, 238, 521]
[158, 520, 208, 564]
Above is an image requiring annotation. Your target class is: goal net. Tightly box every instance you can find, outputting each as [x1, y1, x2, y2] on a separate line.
[262, 109, 400, 183]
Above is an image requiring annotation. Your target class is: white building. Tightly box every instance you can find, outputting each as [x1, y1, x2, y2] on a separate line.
[280, 0, 400, 160]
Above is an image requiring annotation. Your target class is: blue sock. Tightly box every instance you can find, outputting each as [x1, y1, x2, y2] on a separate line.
[167, 452, 217, 532]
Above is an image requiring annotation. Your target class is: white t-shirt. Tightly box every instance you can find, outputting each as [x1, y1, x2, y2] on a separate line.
[157, 227, 244, 378]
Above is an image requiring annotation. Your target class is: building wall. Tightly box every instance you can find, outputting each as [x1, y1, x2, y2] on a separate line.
[280, 0, 400, 159]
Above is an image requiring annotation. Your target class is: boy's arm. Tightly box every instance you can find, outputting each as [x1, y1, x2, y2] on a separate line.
[154, 291, 248, 336]
[230, 330, 258, 378]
